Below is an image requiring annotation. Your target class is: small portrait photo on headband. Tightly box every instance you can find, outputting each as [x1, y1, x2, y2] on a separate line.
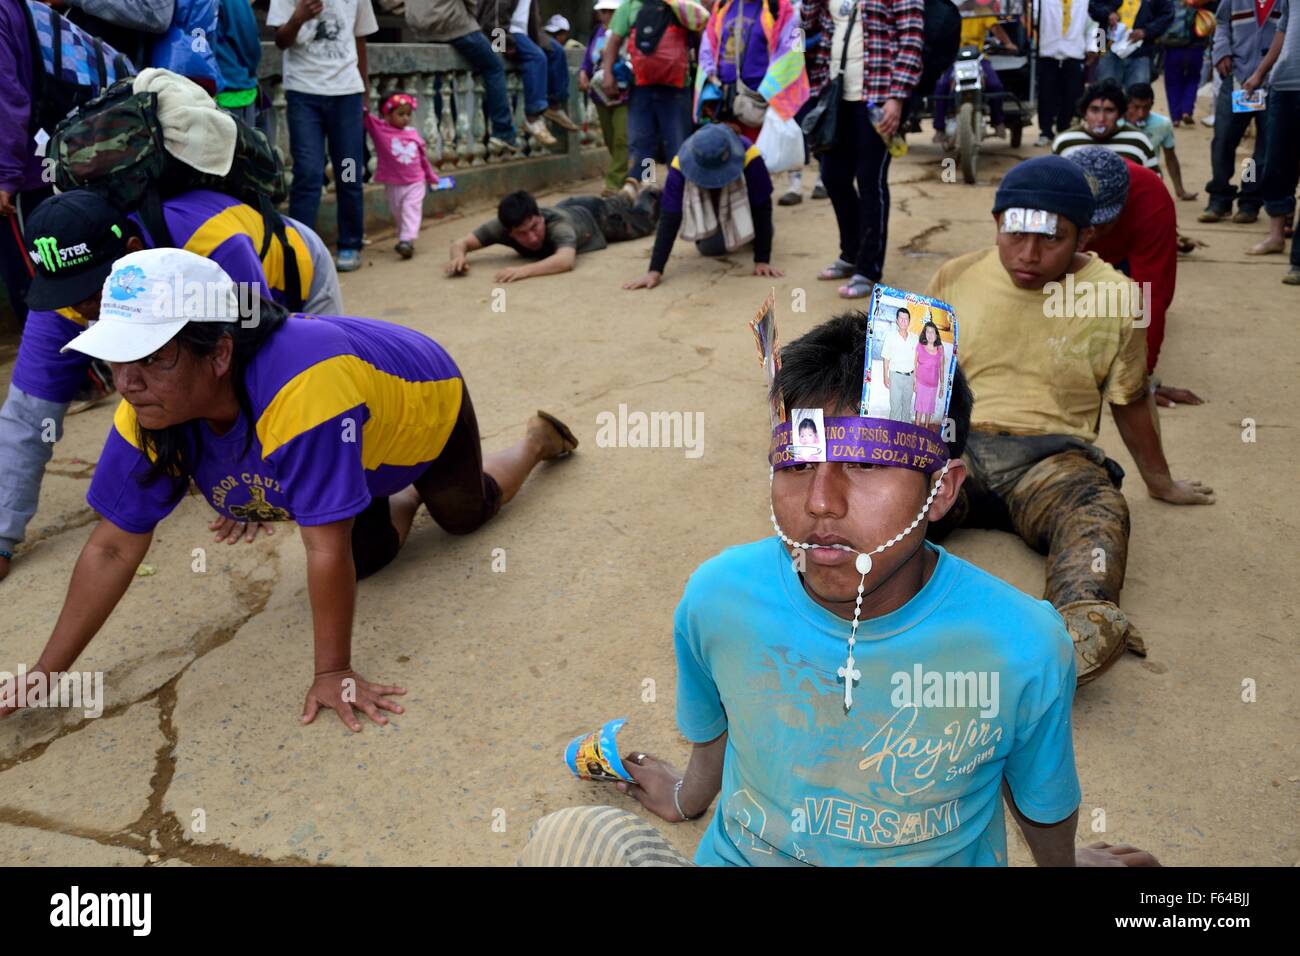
[999, 206, 1059, 236]
[790, 408, 827, 462]
[862, 285, 958, 432]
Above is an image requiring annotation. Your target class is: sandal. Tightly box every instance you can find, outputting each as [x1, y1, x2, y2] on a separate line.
[535, 409, 579, 459]
[817, 258, 855, 281]
[837, 275, 875, 299]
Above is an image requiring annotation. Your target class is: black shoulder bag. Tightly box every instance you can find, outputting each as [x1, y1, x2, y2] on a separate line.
[800, 2, 858, 155]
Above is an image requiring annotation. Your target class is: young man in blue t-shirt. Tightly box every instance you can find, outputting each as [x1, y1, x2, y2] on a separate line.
[609, 312, 1159, 867]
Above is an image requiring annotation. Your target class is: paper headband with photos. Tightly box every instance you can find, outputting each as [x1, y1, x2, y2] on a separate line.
[999, 207, 1059, 235]
[751, 286, 958, 476]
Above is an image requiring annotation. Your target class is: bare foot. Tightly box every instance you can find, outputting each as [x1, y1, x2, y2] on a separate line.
[1247, 239, 1285, 255]
[390, 486, 422, 546]
[527, 411, 578, 461]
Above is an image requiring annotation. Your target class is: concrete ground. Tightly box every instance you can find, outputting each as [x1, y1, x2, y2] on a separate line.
[1, 91, 1296, 867]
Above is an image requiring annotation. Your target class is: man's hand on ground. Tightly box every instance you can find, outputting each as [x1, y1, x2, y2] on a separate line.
[1176, 189, 1198, 201]
[1076, 842, 1161, 866]
[446, 251, 469, 275]
[617, 752, 686, 822]
[623, 271, 662, 290]
[1154, 384, 1204, 407]
[1147, 475, 1215, 505]
[753, 262, 784, 277]
[0, 666, 46, 719]
[301, 669, 406, 733]
[494, 266, 529, 283]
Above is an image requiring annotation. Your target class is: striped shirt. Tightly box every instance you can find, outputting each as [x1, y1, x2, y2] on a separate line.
[1051, 127, 1159, 170]
[88, 315, 464, 532]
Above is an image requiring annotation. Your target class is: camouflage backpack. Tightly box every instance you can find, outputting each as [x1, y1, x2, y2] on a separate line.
[48, 79, 302, 310]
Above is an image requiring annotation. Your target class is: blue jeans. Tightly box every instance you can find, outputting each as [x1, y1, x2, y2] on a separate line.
[285, 90, 366, 251]
[1095, 51, 1152, 88]
[450, 30, 517, 144]
[511, 31, 566, 117]
[0, 384, 67, 553]
[626, 85, 692, 182]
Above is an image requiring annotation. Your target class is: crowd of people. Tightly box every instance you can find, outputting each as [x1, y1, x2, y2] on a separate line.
[0, 0, 1296, 869]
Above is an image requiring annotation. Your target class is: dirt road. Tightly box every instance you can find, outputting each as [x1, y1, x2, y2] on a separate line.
[2, 100, 1296, 866]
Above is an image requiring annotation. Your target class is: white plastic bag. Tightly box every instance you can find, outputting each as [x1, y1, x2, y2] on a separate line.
[755, 112, 804, 174]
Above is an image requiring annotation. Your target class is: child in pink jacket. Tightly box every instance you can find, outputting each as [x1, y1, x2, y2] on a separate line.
[364, 92, 440, 259]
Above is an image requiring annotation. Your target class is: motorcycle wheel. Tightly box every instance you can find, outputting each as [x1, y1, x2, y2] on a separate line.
[957, 102, 979, 184]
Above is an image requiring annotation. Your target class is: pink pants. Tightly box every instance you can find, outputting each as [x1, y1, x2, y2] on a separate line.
[385, 182, 425, 242]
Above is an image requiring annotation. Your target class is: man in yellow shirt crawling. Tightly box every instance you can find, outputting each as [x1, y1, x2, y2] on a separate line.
[924, 155, 1213, 686]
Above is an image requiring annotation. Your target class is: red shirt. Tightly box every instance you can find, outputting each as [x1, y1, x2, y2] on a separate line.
[1086, 161, 1177, 375]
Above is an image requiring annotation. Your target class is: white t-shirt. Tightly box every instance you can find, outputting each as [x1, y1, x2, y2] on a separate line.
[1035, 0, 1090, 60]
[883, 329, 917, 374]
[830, 0, 865, 102]
[267, 0, 380, 96]
[510, 0, 533, 35]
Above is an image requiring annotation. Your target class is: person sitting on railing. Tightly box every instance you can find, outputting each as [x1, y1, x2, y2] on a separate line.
[445, 184, 662, 283]
[478, 0, 581, 147]
[405, 0, 521, 152]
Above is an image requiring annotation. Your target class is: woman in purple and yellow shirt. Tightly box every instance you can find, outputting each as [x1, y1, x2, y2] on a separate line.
[1, 248, 577, 731]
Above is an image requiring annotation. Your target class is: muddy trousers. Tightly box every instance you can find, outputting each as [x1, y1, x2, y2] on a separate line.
[516, 806, 692, 867]
[927, 433, 1140, 680]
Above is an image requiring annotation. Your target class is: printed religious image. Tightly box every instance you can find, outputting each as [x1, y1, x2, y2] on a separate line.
[564, 717, 634, 783]
[749, 290, 785, 428]
[790, 407, 827, 462]
[861, 285, 958, 431]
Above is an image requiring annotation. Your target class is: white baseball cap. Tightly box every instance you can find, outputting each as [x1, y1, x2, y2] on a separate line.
[544, 14, 571, 32]
[62, 248, 242, 363]
[594, 0, 623, 9]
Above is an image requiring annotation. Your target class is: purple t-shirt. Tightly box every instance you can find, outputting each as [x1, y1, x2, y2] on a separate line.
[12, 190, 315, 404]
[87, 315, 465, 532]
[717, 0, 770, 88]
[660, 138, 773, 216]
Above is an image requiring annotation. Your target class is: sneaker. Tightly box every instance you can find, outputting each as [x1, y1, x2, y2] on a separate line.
[621, 178, 641, 202]
[1200, 114, 1215, 127]
[1034, 133, 1051, 147]
[1197, 208, 1227, 223]
[992, 123, 1007, 139]
[525, 117, 557, 146]
[543, 107, 579, 132]
[811, 182, 828, 200]
[336, 249, 362, 272]
[395, 240, 414, 259]
[488, 135, 519, 153]
[1232, 210, 1259, 224]
[1283, 269, 1300, 285]
[778, 190, 802, 206]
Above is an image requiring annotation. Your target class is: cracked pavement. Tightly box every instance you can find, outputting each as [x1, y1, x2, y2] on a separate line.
[2, 124, 1297, 866]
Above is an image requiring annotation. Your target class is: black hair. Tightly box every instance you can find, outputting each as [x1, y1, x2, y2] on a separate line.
[798, 418, 818, 435]
[919, 321, 941, 347]
[1126, 82, 1154, 103]
[498, 190, 540, 230]
[137, 298, 289, 497]
[771, 311, 973, 458]
[1078, 79, 1126, 117]
[896, 306, 911, 320]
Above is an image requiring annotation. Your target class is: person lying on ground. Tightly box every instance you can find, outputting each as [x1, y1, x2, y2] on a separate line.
[0, 248, 578, 731]
[0, 188, 340, 583]
[1066, 146, 1204, 407]
[528, 312, 1158, 867]
[445, 185, 661, 283]
[624, 123, 782, 290]
[924, 155, 1213, 688]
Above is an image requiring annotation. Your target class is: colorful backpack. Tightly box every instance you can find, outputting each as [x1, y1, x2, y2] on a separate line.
[22, 0, 135, 135]
[630, 0, 690, 88]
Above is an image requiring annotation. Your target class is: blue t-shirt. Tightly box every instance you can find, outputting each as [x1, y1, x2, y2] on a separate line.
[675, 537, 1081, 867]
[1123, 112, 1175, 152]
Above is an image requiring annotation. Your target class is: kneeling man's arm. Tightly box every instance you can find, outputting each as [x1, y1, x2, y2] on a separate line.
[619, 730, 726, 822]
[1004, 782, 1077, 866]
[1110, 398, 1214, 505]
[447, 231, 485, 275]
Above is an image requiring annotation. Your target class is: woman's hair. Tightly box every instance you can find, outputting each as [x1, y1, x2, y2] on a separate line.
[137, 298, 289, 497]
[920, 321, 941, 347]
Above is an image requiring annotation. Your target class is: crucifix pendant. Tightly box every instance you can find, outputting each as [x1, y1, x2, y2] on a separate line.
[837, 654, 862, 712]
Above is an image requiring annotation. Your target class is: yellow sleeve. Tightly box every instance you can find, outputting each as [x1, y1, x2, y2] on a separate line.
[1101, 307, 1150, 407]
